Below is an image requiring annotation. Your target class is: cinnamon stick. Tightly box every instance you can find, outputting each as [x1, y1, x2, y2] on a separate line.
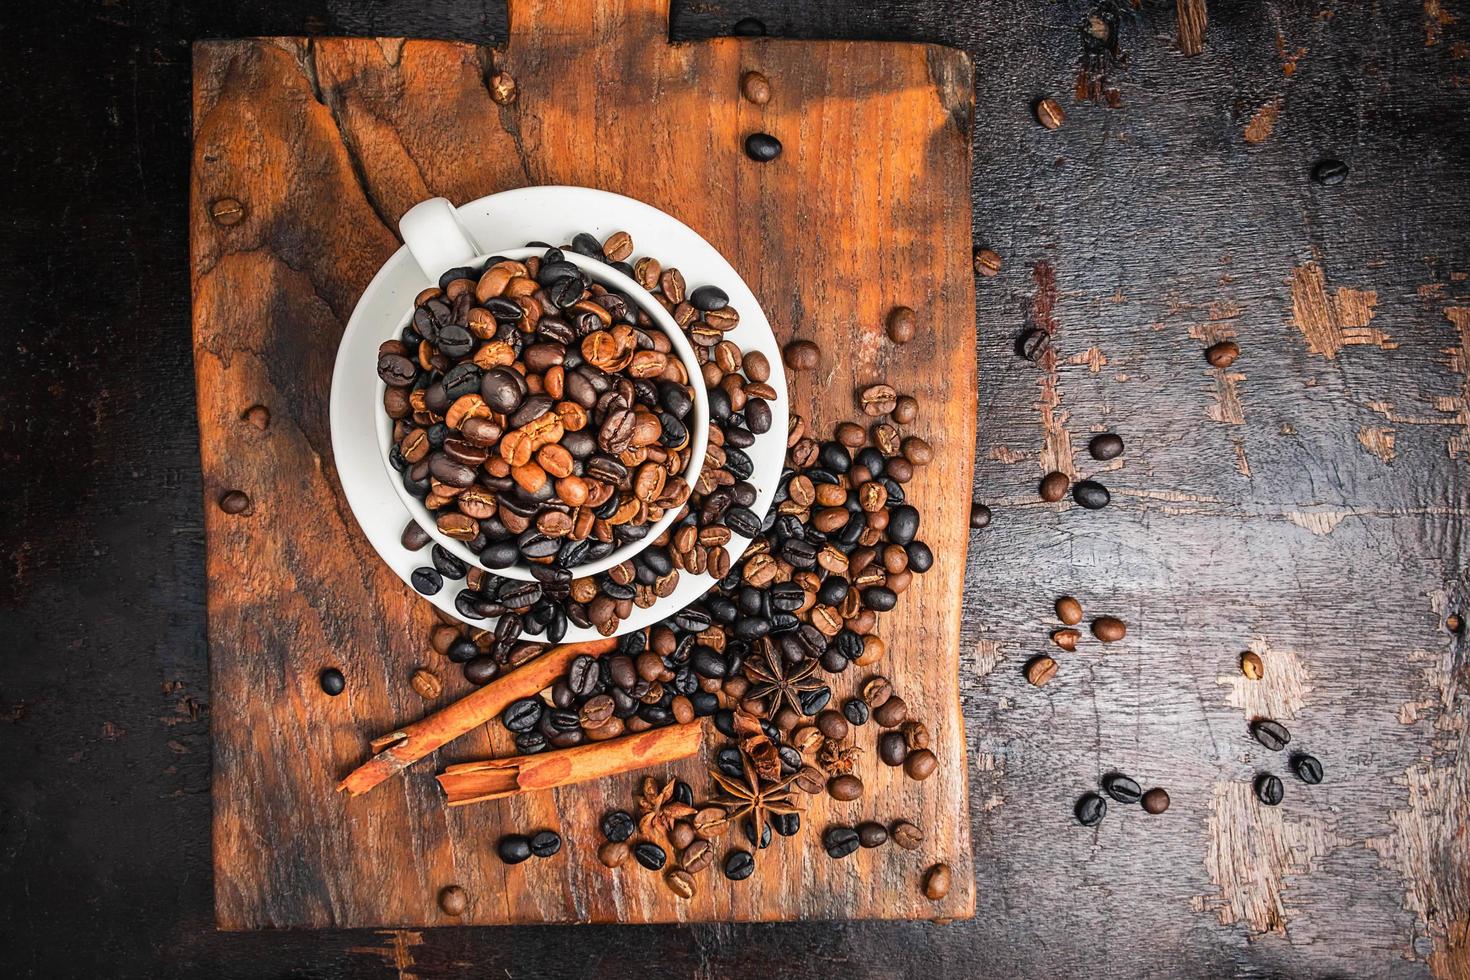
[338, 637, 616, 797]
[438, 721, 703, 806]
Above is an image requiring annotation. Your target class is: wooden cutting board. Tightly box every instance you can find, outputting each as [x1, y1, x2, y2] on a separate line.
[193, 0, 976, 928]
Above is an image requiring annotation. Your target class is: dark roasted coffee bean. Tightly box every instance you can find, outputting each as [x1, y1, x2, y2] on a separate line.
[1089, 432, 1124, 460]
[431, 544, 467, 580]
[411, 567, 444, 595]
[480, 540, 520, 569]
[969, 502, 992, 529]
[879, 730, 908, 766]
[497, 835, 533, 865]
[377, 352, 417, 386]
[690, 285, 729, 311]
[745, 398, 772, 435]
[1076, 793, 1107, 826]
[906, 540, 933, 573]
[745, 132, 782, 161]
[724, 849, 756, 881]
[769, 811, 800, 837]
[633, 842, 666, 870]
[1251, 719, 1291, 752]
[1255, 773, 1284, 806]
[860, 586, 897, 612]
[1311, 158, 1348, 186]
[319, 667, 345, 696]
[1017, 328, 1049, 362]
[742, 817, 773, 849]
[843, 698, 870, 727]
[401, 521, 431, 550]
[502, 697, 543, 733]
[857, 821, 888, 848]
[733, 15, 766, 34]
[601, 810, 635, 843]
[799, 685, 831, 715]
[1073, 480, 1110, 510]
[529, 830, 562, 858]
[1103, 773, 1142, 804]
[717, 745, 744, 778]
[463, 655, 499, 685]
[1292, 754, 1323, 785]
[823, 826, 860, 859]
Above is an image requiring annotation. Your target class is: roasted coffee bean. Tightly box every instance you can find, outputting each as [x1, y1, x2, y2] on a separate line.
[742, 817, 773, 849]
[784, 340, 820, 370]
[463, 655, 499, 685]
[872, 695, 907, 727]
[1017, 328, 1050, 362]
[816, 709, 849, 740]
[378, 352, 417, 386]
[892, 395, 918, 425]
[1039, 471, 1069, 502]
[218, 490, 252, 515]
[904, 748, 937, 780]
[1073, 480, 1110, 510]
[633, 842, 667, 870]
[974, 247, 1003, 276]
[1036, 97, 1065, 129]
[1141, 787, 1170, 814]
[412, 567, 444, 595]
[969, 502, 992, 529]
[891, 820, 924, 850]
[1091, 616, 1126, 643]
[529, 830, 562, 858]
[828, 773, 864, 801]
[1311, 158, 1349, 186]
[601, 810, 635, 843]
[690, 285, 729, 312]
[855, 822, 888, 849]
[1026, 655, 1057, 687]
[1255, 773, 1284, 806]
[879, 730, 909, 766]
[431, 544, 467, 580]
[1103, 773, 1142, 804]
[823, 826, 860, 859]
[724, 849, 756, 880]
[843, 698, 870, 727]
[1076, 793, 1107, 826]
[1055, 595, 1083, 625]
[1241, 651, 1265, 680]
[1292, 754, 1323, 785]
[401, 521, 431, 550]
[888, 505, 920, 545]
[502, 697, 544, 733]
[497, 835, 533, 865]
[319, 667, 345, 696]
[859, 384, 899, 416]
[923, 863, 952, 901]
[1089, 432, 1124, 460]
[1052, 628, 1079, 652]
[664, 868, 696, 900]
[744, 132, 782, 161]
[886, 305, 917, 344]
[1206, 341, 1239, 368]
[1251, 718, 1291, 752]
[598, 841, 630, 868]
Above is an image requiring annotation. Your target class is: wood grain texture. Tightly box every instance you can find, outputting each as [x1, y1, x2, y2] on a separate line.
[6, 0, 1470, 977]
[192, 0, 976, 927]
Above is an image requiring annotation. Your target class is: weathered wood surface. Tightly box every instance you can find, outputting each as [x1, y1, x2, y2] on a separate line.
[4, 0, 1470, 976]
[192, 0, 976, 927]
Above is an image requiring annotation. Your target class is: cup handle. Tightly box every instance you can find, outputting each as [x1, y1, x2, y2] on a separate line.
[399, 198, 482, 284]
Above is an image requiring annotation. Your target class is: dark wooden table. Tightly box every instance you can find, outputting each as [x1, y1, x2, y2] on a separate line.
[3, 1, 1467, 977]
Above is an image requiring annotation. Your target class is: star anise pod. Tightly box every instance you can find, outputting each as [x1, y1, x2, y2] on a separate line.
[637, 776, 696, 839]
[743, 639, 825, 719]
[817, 739, 863, 776]
[709, 752, 803, 846]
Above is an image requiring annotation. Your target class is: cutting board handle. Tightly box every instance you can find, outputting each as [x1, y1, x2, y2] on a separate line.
[507, 0, 672, 48]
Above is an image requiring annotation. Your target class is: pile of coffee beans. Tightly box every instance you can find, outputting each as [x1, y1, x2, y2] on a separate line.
[595, 779, 731, 899]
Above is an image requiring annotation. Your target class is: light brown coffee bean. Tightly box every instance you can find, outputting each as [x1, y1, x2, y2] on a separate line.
[410, 669, 442, 700]
[835, 421, 866, 447]
[1206, 341, 1239, 368]
[891, 820, 924, 850]
[680, 839, 712, 874]
[741, 70, 771, 104]
[784, 339, 820, 370]
[1092, 616, 1127, 642]
[891, 395, 918, 425]
[828, 773, 864, 801]
[489, 71, 517, 104]
[665, 868, 696, 899]
[859, 384, 899, 416]
[598, 841, 630, 868]
[862, 675, 893, 707]
[886, 305, 916, 344]
[901, 720, 931, 751]
[901, 436, 933, 466]
[923, 863, 952, 901]
[1241, 651, 1264, 680]
[974, 248, 1003, 276]
[1055, 595, 1083, 625]
[742, 350, 771, 382]
[438, 885, 469, 916]
[904, 748, 938, 780]
[1036, 97, 1065, 129]
[1026, 655, 1058, 686]
[1052, 628, 1080, 652]
[602, 230, 633, 262]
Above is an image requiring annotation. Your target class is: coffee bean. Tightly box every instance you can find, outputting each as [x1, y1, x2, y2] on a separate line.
[502, 697, 544, 733]
[1088, 432, 1124, 460]
[1052, 628, 1079, 651]
[745, 132, 782, 161]
[319, 667, 345, 696]
[733, 15, 766, 34]
[1255, 773, 1284, 806]
[823, 826, 860, 859]
[1025, 655, 1057, 687]
[1091, 617, 1126, 643]
[1055, 595, 1083, 625]
[859, 384, 898, 417]
[891, 820, 924, 850]
[724, 849, 755, 880]
[969, 502, 992, 529]
[412, 567, 444, 596]
[923, 863, 952, 901]
[410, 669, 442, 700]
[432, 544, 467, 580]
[598, 841, 629, 868]
[633, 842, 666, 870]
[1206, 341, 1239, 368]
[974, 248, 1003, 277]
[1241, 651, 1264, 680]
[784, 340, 820, 370]
[1251, 718, 1291, 752]
[892, 395, 919, 425]
[862, 676, 893, 707]
[1036, 97, 1065, 129]
[879, 730, 909, 766]
[828, 773, 864, 801]
[401, 521, 430, 550]
[886, 306, 916, 344]
[464, 656, 499, 685]
[438, 885, 468, 916]
[530, 830, 562, 858]
[1448, 614, 1464, 634]
[690, 285, 729, 311]
[1017, 328, 1050, 362]
[843, 698, 870, 727]
[497, 835, 533, 865]
[1075, 793, 1107, 826]
[741, 70, 771, 105]
[1292, 754, 1323, 785]
[665, 868, 696, 899]
[489, 70, 517, 104]
[1039, 471, 1069, 502]
[904, 748, 937, 780]
[218, 490, 252, 515]
[816, 709, 849, 740]
[873, 695, 907, 727]
[377, 352, 417, 386]
[1311, 158, 1348, 186]
[1141, 787, 1170, 814]
[1103, 773, 1142, 804]
[1073, 480, 1110, 510]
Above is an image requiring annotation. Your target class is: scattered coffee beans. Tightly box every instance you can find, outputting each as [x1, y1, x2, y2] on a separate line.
[1035, 97, 1065, 129]
[1255, 773, 1284, 806]
[724, 849, 755, 880]
[857, 822, 888, 848]
[1091, 616, 1126, 643]
[783, 339, 820, 370]
[410, 669, 442, 700]
[741, 70, 771, 105]
[219, 490, 251, 515]
[843, 698, 870, 727]
[1088, 433, 1123, 460]
[1076, 793, 1107, 826]
[904, 748, 937, 781]
[1141, 787, 1170, 814]
[319, 667, 345, 696]
[879, 730, 909, 766]
[243, 404, 271, 429]
[438, 885, 468, 916]
[633, 841, 667, 870]
[1240, 651, 1264, 680]
[497, 835, 533, 865]
[1102, 773, 1142, 804]
[923, 863, 952, 901]
[1251, 718, 1291, 752]
[891, 820, 924, 850]
[828, 773, 864, 801]
[974, 248, 1003, 277]
[1052, 628, 1079, 652]
[1040, 471, 1070, 502]
[745, 132, 782, 161]
[1026, 655, 1058, 687]
[970, 502, 992, 529]
[873, 695, 908, 727]
[1311, 158, 1348, 186]
[401, 520, 431, 550]
[1447, 613, 1464, 634]
[1292, 754, 1323, 784]
[886, 306, 917, 344]
[1073, 480, 1110, 510]
[823, 826, 860, 859]
[529, 830, 562, 857]
[665, 868, 696, 899]
[1206, 341, 1239, 368]
[598, 841, 630, 868]
[1055, 595, 1083, 625]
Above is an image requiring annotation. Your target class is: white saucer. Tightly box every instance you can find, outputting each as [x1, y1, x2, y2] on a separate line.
[328, 186, 789, 640]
